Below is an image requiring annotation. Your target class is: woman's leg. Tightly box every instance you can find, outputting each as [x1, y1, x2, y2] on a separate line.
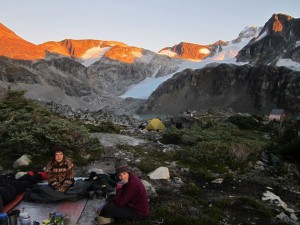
[100, 202, 137, 220]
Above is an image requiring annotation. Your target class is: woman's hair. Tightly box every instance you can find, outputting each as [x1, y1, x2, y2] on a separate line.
[52, 145, 65, 161]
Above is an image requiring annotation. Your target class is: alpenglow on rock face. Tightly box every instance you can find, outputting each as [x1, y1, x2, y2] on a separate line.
[158, 40, 229, 61]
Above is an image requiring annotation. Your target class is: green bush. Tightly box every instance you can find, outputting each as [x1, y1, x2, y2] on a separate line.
[0, 89, 102, 167]
[161, 127, 203, 146]
[227, 115, 261, 130]
[160, 127, 182, 144]
[280, 137, 300, 163]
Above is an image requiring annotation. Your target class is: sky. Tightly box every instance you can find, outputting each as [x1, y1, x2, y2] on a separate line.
[0, 0, 300, 52]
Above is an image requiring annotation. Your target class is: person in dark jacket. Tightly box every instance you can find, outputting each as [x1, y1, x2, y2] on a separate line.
[96, 158, 149, 223]
[0, 173, 39, 212]
[45, 146, 75, 193]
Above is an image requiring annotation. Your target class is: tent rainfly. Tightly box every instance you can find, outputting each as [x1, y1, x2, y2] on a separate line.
[145, 118, 165, 131]
[268, 109, 285, 121]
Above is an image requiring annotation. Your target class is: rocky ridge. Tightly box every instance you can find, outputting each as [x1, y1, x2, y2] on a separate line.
[138, 63, 300, 115]
[0, 49, 178, 112]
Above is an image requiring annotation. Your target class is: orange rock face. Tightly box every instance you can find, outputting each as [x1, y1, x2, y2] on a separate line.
[272, 15, 283, 32]
[0, 23, 45, 60]
[160, 42, 211, 61]
[38, 41, 71, 56]
[0, 23, 129, 61]
[271, 14, 293, 33]
[58, 39, 103, 58]
[39, 40, 128, 58]
[104, 46, 143, 64]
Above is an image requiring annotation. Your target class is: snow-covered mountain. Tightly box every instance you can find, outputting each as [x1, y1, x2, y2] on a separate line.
[0, 13, 299, 116]
[122, 15, 300, 100]
[121, 26, 262, 99]
[136, 14, 300, 115]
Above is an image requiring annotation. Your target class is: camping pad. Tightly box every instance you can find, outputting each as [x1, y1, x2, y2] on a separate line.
[3, 192, 25, 213]
[13, 198, 88, 225]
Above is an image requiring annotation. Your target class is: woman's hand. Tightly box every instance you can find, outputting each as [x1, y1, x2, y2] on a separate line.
[117, 179, 128, 189]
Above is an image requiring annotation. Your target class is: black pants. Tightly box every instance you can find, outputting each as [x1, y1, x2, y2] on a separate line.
[101, 202, 137, 220]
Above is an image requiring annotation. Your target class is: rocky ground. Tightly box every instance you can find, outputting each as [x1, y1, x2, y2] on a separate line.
[76, 132, 149, 225]
[74, 130, 300, 225]
[1, 125, 298, 225]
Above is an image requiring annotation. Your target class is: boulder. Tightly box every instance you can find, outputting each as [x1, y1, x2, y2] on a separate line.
[141, 180, 157, 197]
[148, 167, 170, 180]
[13, 155, 31, 168]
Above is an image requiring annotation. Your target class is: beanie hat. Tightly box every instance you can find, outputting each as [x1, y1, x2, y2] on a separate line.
[115, 158, 130, 175]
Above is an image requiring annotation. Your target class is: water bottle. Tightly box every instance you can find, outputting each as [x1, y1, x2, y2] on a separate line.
[0, 213, 9, 225]
[19, 208, 31, 225]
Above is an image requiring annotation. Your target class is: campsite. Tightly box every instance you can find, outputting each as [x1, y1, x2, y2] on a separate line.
[0, 2, 300, 224]
[0, 90, 300, 225]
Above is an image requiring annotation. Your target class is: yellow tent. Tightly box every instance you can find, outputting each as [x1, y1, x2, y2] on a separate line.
[145, 118, 165, 131]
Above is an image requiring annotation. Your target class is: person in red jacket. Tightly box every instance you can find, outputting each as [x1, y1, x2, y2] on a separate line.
[96, 158, 149, 223]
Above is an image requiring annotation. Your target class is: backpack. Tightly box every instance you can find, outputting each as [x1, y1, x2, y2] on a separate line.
[85, 172, 118, 198]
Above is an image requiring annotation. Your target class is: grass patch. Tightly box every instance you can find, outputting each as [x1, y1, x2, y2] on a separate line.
[160, 121, 269, 177]
[182, 182, 202, 196]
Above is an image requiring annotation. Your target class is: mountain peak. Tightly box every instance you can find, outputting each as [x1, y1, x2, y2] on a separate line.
[268, 13, 294, 32]
[236, 13, 300, 65]
[159, 41, 211, 60]
[104, 45, 143, 64]
[0, 23, 45, 60]
[0, 23, 22, 40]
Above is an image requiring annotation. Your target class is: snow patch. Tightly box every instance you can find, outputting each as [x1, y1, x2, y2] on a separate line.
[255, 30, 268, 42]
[239, 26, 261, 39]
[120, 73, 175, 99]
[132, 51, 142, 58]
[276, 58, 300, 71]
[295, 41, 300, 48]
[159, 49, 177, 57]
[81, 46, 110, 67]
[199, 48, 210, 55]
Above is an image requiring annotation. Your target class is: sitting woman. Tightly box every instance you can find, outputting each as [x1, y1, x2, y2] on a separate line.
[46, 146, 75, 192]
[25, 146, 90, 202]
[96, 158, 149, 224]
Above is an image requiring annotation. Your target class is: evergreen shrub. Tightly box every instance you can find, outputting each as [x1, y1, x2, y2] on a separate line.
[0, 89, 102, 167]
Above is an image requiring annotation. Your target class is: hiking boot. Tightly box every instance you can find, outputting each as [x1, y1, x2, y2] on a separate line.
[95, 216, 114, 225]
